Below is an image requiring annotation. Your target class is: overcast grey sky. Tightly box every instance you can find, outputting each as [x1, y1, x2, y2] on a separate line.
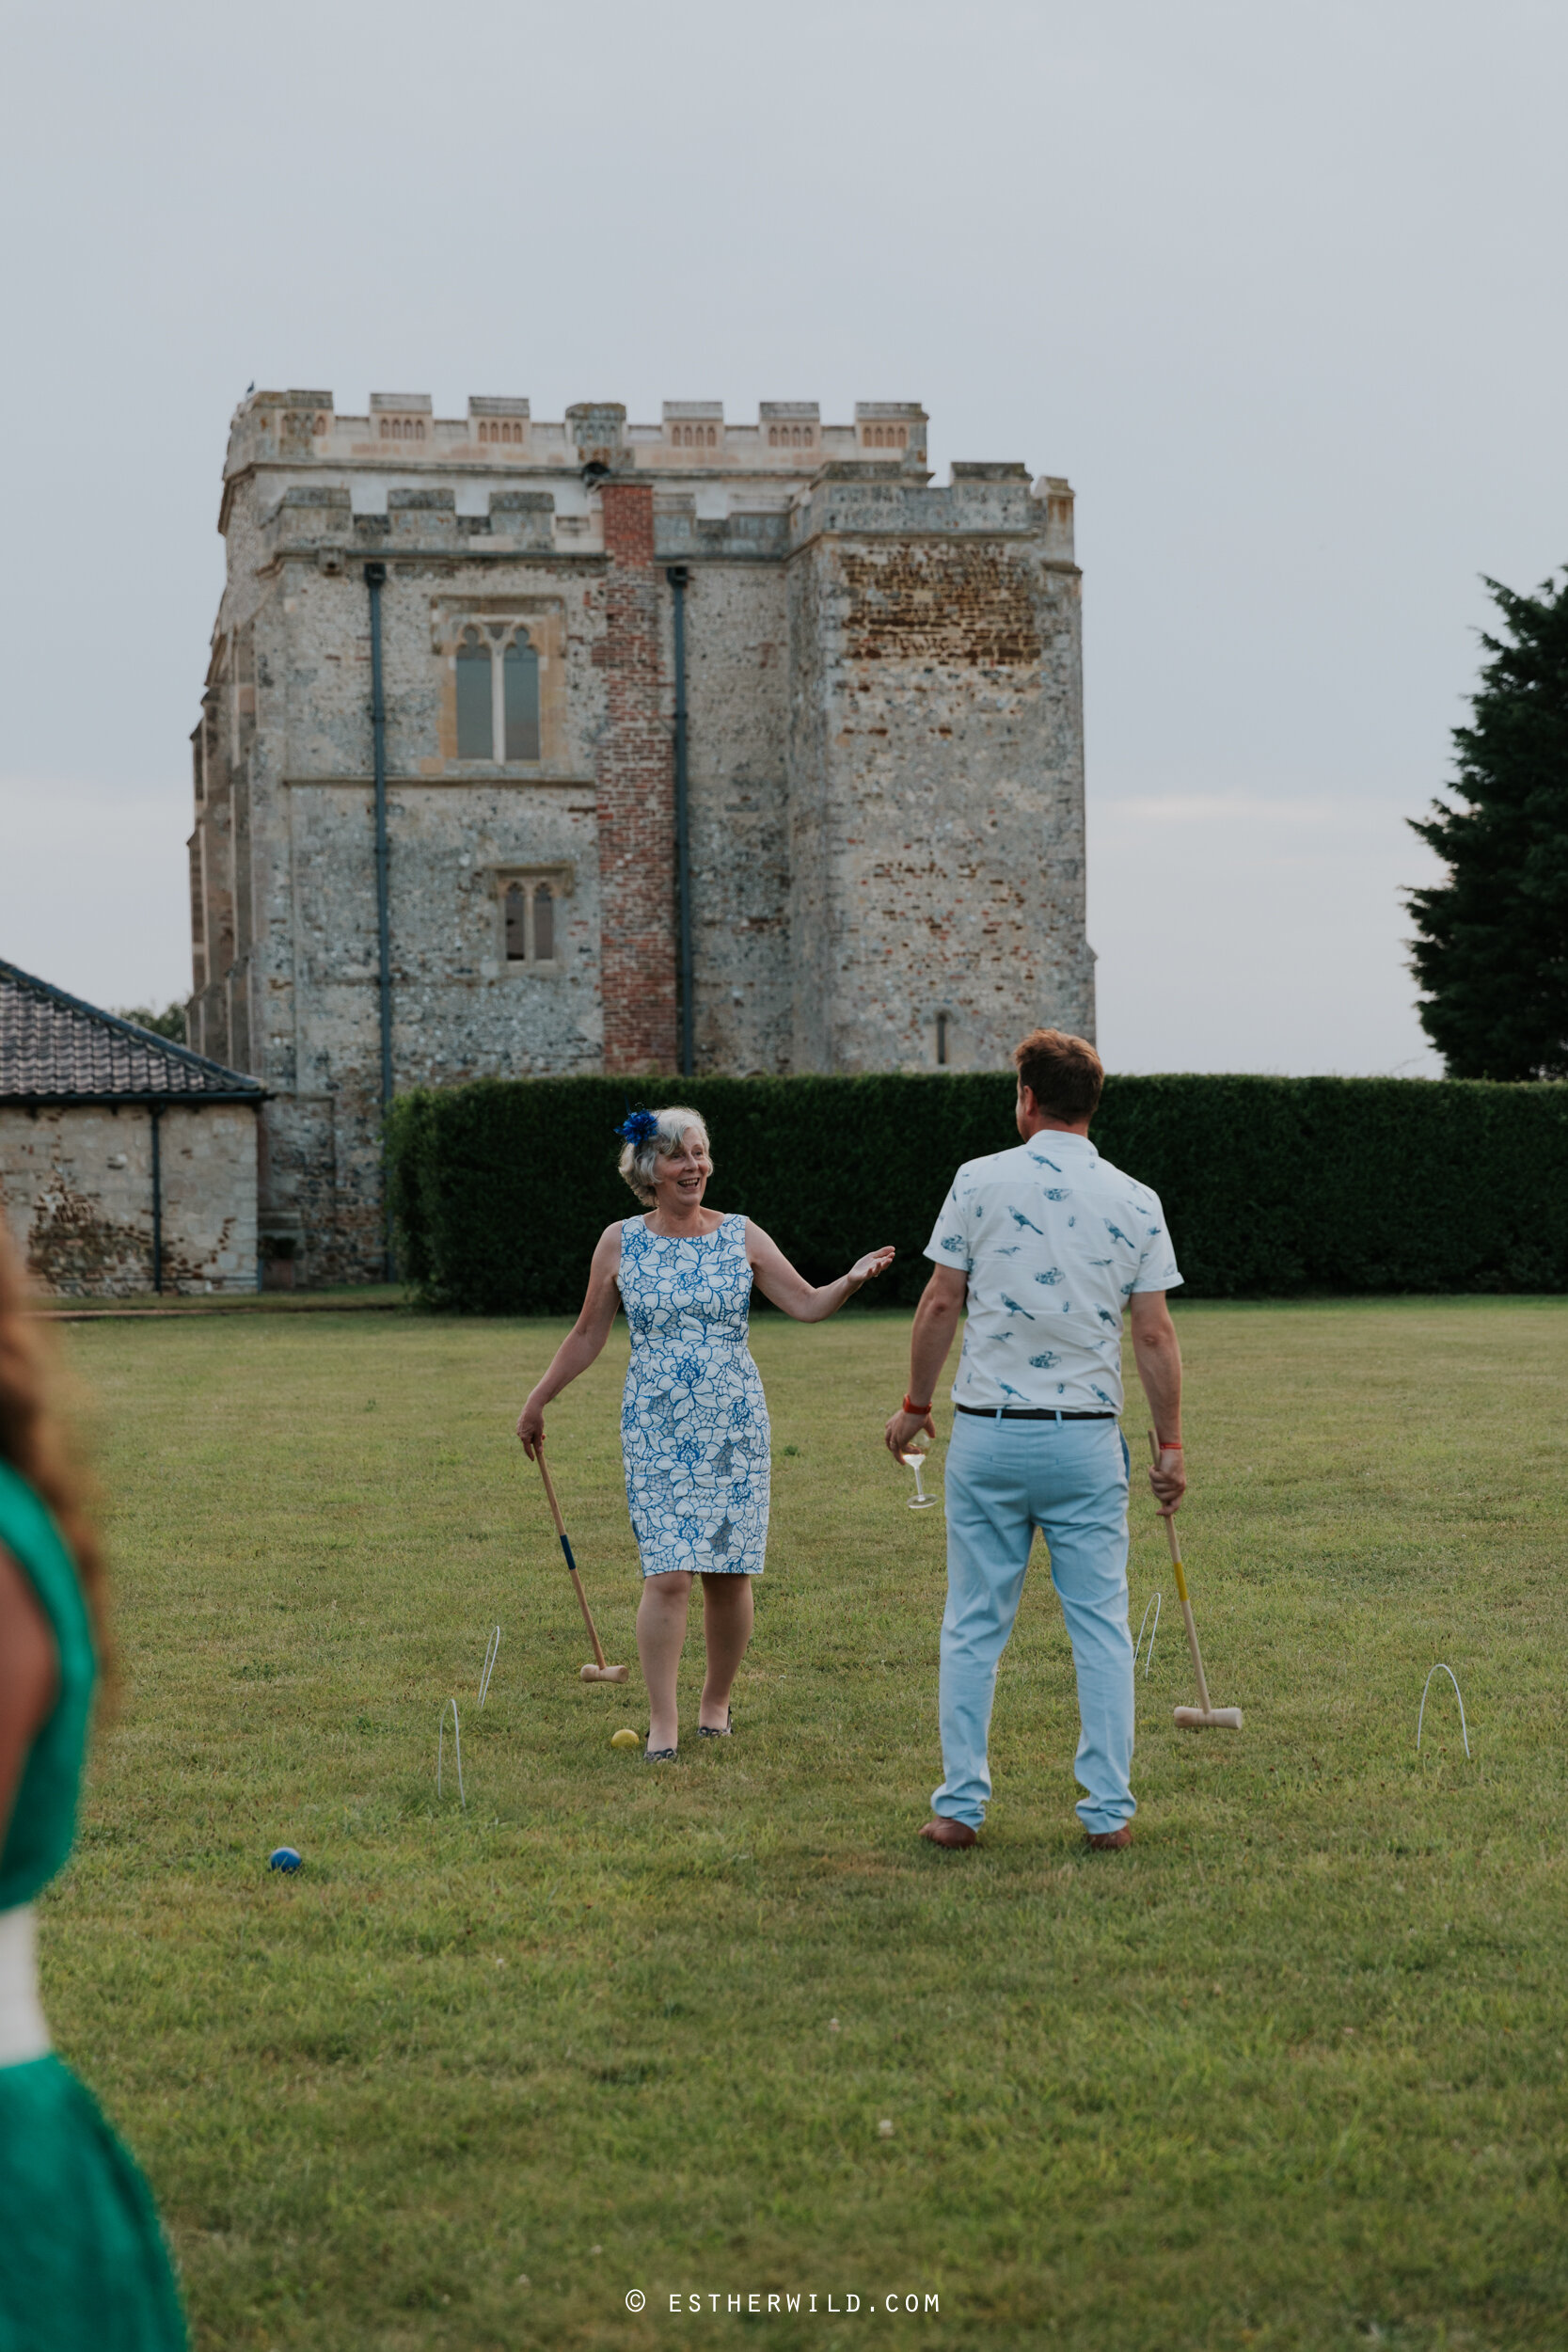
[3, 0, 1565, 1074]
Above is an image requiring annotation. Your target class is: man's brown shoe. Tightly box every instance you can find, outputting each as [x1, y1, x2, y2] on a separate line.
[1085, 1823, 1132, 1851]
[919, 1817, 978, 1849]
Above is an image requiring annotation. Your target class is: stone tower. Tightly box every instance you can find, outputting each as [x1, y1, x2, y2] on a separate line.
[188, 392, 1093, 1283]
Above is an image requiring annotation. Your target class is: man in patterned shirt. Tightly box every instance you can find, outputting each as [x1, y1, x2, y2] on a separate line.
[884, 1029, 1186, 1851]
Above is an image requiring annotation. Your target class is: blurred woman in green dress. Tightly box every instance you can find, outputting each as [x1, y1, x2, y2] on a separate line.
[0, 1225, 186, 2350]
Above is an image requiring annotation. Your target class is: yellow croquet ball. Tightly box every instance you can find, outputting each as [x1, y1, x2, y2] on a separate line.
[610, 1728, 640, 1750]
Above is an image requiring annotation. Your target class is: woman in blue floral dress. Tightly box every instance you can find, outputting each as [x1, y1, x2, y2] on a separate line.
[517, 1108, 893, 1758]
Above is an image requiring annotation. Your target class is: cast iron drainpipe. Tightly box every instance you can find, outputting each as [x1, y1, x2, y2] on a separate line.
[364, 561, 396, 1279]
[666, 565, 694, 1077]
[150, 1104, 163, 1294]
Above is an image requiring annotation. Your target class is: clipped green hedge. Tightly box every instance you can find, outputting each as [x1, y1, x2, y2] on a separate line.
[385, 1073, 1568, 1313]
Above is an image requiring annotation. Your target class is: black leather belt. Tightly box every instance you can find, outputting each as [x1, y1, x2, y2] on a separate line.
[955, 1405, 1117, 1422]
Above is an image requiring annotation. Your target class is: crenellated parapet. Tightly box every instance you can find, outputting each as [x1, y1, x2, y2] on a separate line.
[221, 389, 932, 513]
[790, 463, 1071, 555]
[228, 395, 1063, 580]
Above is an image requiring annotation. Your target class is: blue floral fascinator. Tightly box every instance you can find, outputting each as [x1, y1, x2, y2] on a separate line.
[615, 1107, 660, 1148]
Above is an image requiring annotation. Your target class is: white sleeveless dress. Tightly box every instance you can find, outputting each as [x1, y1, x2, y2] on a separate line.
[618, 1213, 770, 1577]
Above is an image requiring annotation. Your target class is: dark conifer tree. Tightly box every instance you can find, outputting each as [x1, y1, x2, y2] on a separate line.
[1408, 571, 1568, 1078]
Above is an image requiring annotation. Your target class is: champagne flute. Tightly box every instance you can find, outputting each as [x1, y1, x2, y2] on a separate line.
[900, 1449, 937, 1511]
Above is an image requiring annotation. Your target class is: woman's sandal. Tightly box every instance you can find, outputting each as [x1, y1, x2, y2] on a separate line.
[642, 1743, 678, 1763]
[697, 1708, 734, 1739]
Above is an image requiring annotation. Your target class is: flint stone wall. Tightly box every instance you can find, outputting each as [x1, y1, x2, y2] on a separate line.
[0, 1104, 260, 1295]
[786, 470, 1091, 1074]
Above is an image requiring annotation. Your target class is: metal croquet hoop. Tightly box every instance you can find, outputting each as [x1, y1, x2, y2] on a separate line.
[1133, 1590, 1163, 1680]
[1417, 1662, 1471, 1759]
[437, 1697, 466, 1807]
[478, 1625, 501, 1708]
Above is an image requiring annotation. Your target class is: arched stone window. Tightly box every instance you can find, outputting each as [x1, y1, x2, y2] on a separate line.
[532, 881, 555, 961]
[499, 869, 568, 966]
[455, 626, 492, 759]
[503, 632, 540, 761]
[455, 623, 541, 762]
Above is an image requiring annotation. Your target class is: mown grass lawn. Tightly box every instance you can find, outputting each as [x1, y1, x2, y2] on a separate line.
[40, 1298, 1568, 2351]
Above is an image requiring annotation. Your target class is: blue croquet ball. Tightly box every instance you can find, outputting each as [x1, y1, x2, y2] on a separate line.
[268, 1847, 302, 1873]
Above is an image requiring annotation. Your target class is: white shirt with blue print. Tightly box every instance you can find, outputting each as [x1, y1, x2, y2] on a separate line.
[924, 1130, 1182, 1414]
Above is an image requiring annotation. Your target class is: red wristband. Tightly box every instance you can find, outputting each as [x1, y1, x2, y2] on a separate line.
[1156, 1438, 1183, 1450]
[903, 1395, 933, 1416]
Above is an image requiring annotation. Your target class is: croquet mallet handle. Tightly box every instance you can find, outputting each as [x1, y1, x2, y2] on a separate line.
[533, 1446, 610, 1672]
[1148, 1433, 1212, 1718]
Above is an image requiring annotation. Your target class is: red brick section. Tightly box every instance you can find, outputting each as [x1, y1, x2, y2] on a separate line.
[594, 483, 677, 1071]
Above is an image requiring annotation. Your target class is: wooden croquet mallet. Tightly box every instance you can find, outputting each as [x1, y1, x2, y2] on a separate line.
[1148, 1434, 1243, 1731]
[533, 1445, 629, 1684]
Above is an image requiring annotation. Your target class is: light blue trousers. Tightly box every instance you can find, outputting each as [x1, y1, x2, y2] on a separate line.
[933, 1412, 1135, 1836]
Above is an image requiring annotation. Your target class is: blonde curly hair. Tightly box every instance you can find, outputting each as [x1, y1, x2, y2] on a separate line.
[617, 1106, 711, 1207]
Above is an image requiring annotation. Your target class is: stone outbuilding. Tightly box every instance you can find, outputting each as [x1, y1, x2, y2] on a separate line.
[0, 959, 264, 1295]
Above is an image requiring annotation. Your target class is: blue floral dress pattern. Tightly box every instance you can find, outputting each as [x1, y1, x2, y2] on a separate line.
[618, 1214, 770, 1578]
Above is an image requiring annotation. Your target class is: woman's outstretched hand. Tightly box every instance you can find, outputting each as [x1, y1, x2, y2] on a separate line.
[745, 1228, 894, 1322]
[516, 1396, 546, 1458]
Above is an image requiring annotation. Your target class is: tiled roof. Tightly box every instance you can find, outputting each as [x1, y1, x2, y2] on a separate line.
[0, 959, 264, 1103]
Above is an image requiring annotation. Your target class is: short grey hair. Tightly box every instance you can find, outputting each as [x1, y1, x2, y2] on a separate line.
[617, 1105, 711, 1207]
